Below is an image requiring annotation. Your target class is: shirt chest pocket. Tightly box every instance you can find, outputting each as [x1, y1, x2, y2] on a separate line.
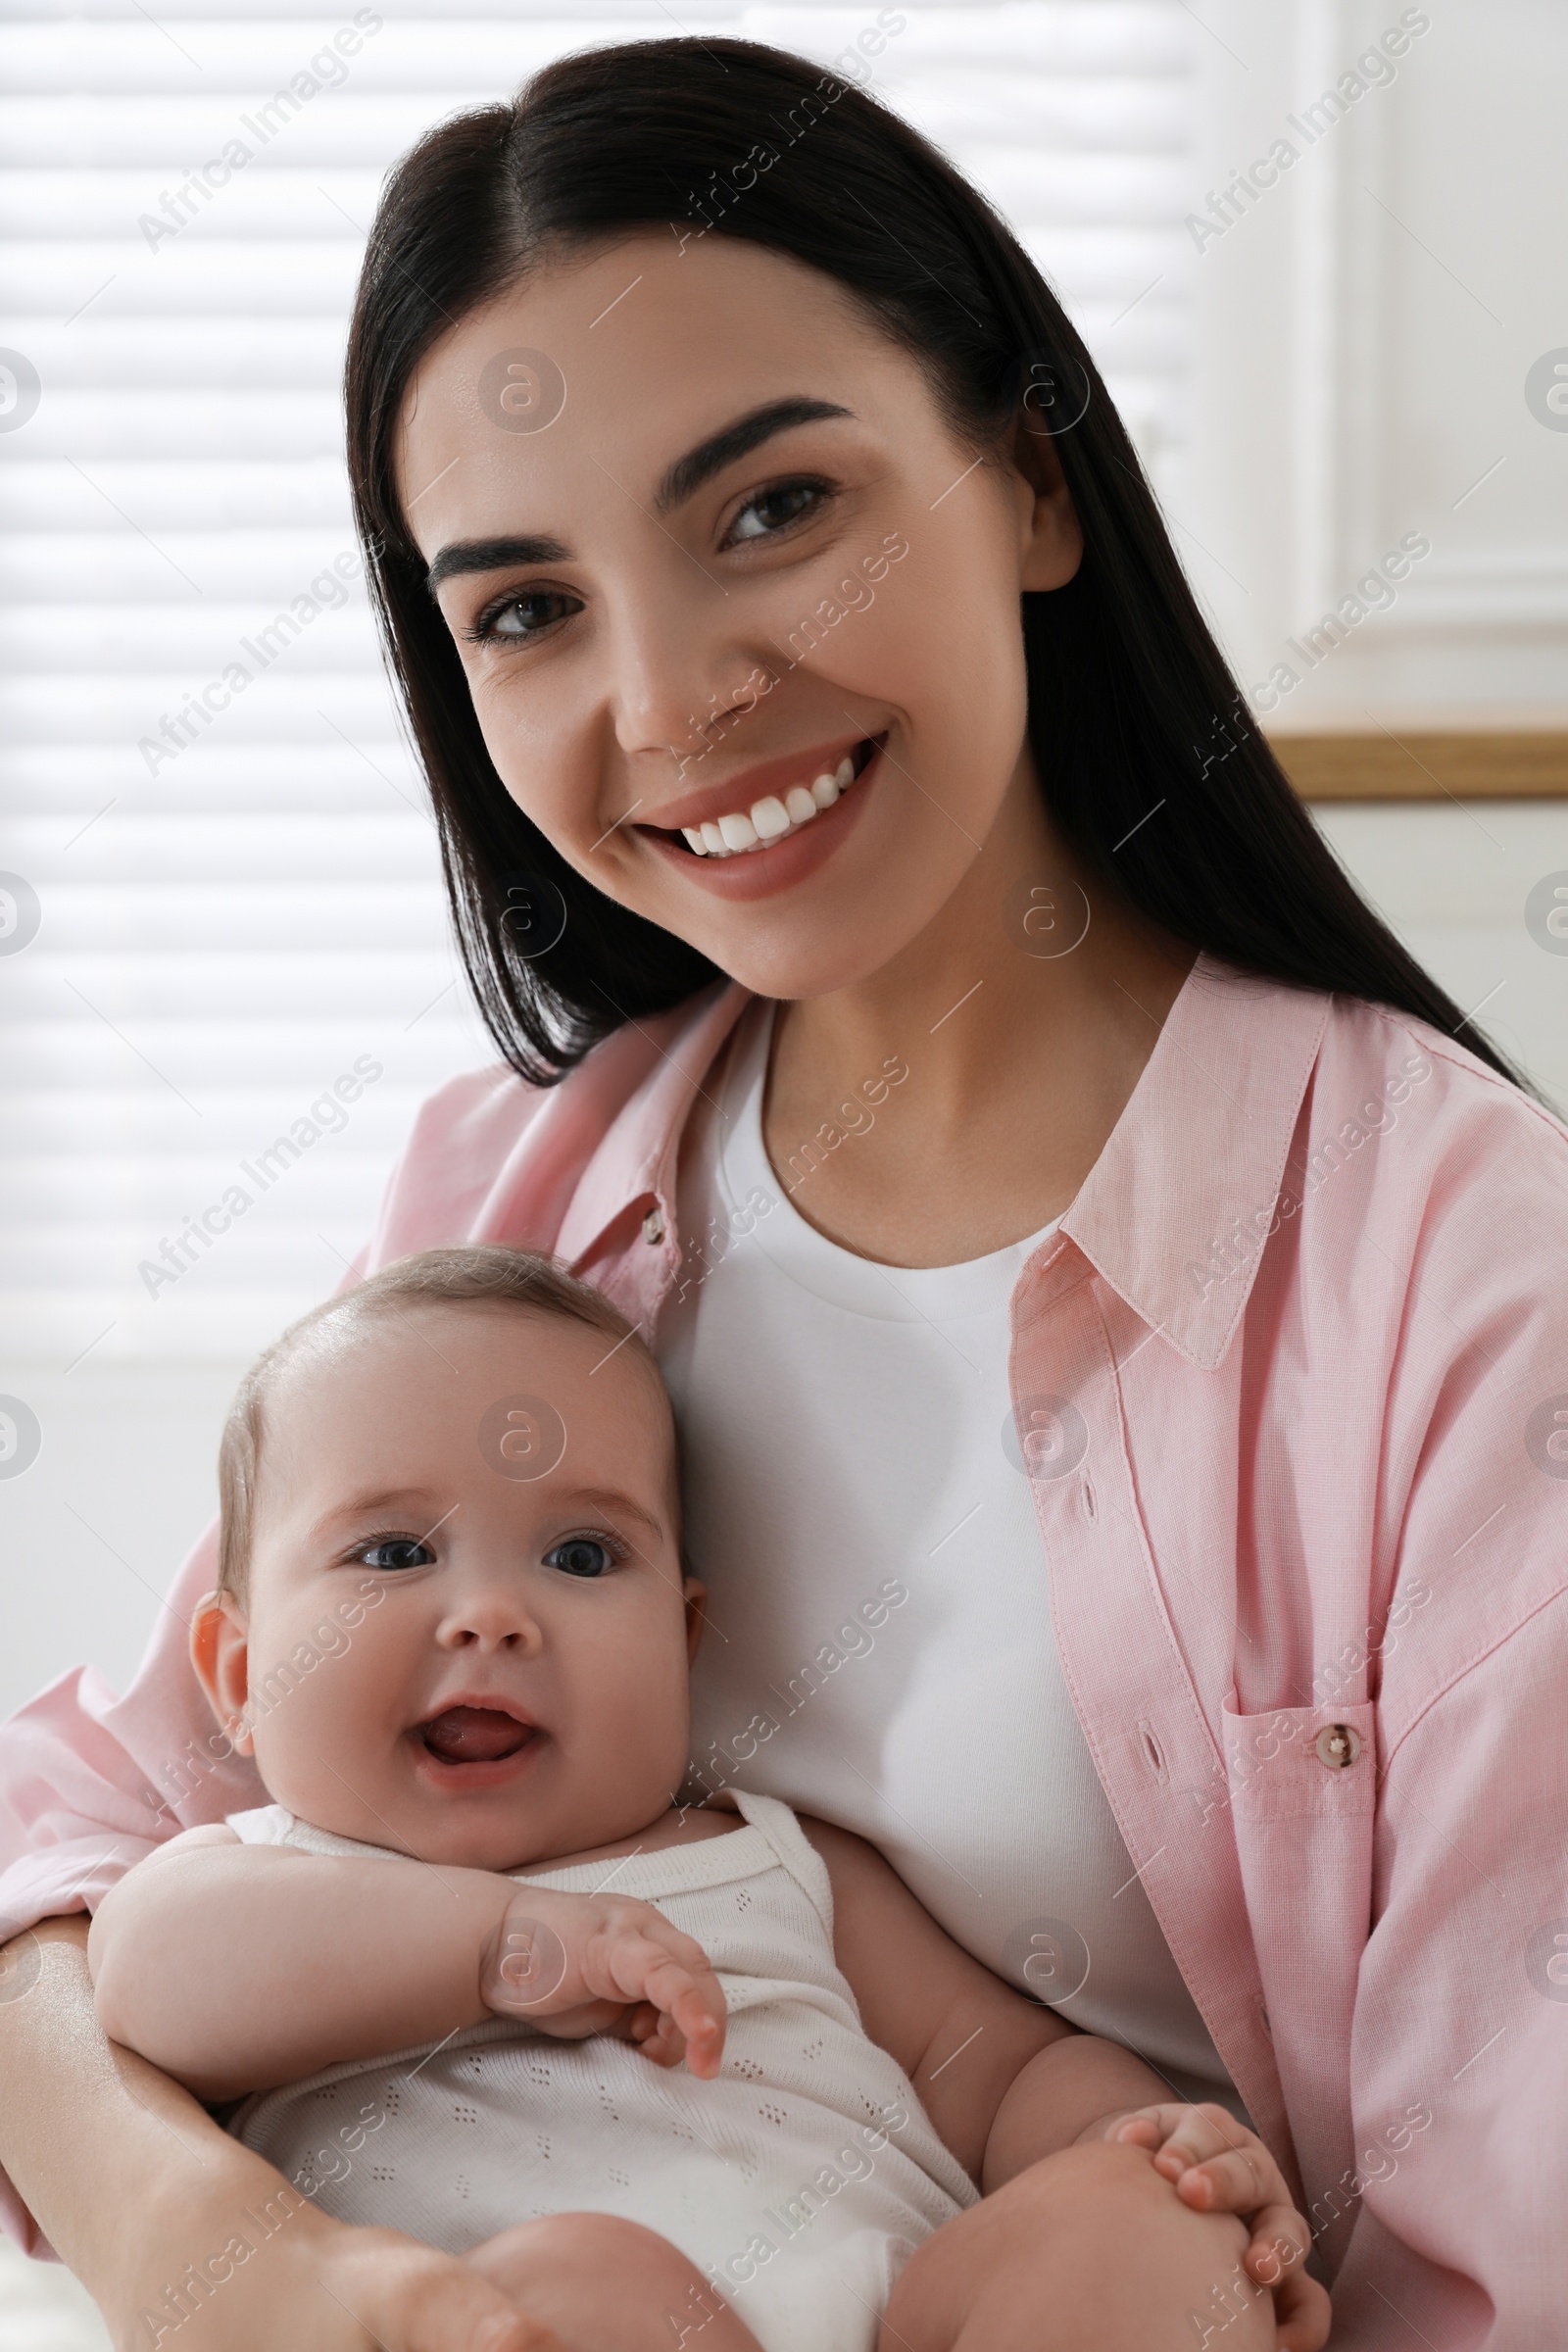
[1221, 1699, 1378, 1822]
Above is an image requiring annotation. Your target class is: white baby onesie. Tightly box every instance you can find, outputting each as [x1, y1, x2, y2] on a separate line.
[223, 1789, 976, 2352]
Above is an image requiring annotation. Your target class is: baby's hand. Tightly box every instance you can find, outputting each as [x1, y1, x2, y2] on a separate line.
[478, 1889, 727, 2080]
[1087, 2102, 1331, 2352]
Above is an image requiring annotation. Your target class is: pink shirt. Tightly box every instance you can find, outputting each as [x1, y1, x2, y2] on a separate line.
[3, 956, 1565, 2345]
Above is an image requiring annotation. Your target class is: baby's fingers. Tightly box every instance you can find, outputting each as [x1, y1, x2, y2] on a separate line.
[626, 1944, 727, 2077]
[1257, 2244, 1332, 2352]
[1150, 2106, 1294, 2214]
[618, 2000, 676, 2060]
[1236, 2202, 1311, 2278]
[1169, 2142, 1275, 2216]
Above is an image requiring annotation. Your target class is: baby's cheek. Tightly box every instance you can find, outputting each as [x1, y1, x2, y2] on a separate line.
[575, 1635, 691, 1792]
[244, 1606, 399, 1825]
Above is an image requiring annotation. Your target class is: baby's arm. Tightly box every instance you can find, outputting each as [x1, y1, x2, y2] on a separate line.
[806, 1819, 1329, 2350]
[88, 1826, 724, 2100]
[807, 1817, 1167, 2178]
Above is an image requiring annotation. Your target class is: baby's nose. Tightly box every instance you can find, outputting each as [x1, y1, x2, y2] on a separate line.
[436, 1582, 542, 1651]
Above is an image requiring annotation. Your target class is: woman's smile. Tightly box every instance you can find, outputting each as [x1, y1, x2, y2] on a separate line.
[633, 733, 886, 901]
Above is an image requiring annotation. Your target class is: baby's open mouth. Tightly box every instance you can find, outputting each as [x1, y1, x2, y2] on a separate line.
[417, 1705, 536, 1765]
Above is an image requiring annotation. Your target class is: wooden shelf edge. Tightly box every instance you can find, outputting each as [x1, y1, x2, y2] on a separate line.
[1269, 732, 1568, 802]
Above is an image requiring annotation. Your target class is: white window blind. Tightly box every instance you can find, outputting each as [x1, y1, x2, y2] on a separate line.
[0, 0, 1195, 1370]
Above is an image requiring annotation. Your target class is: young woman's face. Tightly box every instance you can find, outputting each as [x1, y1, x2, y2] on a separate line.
[397, 230, 1081, 1001]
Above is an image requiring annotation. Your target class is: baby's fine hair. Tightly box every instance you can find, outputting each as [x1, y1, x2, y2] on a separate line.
[217, 1245, 655, 1601]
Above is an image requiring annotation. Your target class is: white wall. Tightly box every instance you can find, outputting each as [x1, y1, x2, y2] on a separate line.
[0, 2237, 108, 2352]
[1180, 0, 1568, 724]
[1314, 804, 1568, 1104]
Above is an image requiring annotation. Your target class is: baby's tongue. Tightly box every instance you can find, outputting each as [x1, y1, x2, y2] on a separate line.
[421, 1706, 530, 1763]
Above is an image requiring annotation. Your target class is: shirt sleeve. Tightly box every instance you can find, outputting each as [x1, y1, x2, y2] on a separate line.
[1327, 1111, 1568, 2347]
[0, 1514, 270, 2254]
[1331, 1612, 1568, 2344]
[0, 1518, 258, 1949]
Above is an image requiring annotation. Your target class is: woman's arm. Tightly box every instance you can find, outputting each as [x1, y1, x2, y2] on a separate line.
[0, 1918, 552, 2352]
[88, 1830, 727, 2099]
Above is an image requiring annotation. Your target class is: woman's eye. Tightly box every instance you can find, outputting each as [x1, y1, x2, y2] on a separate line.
[724, 479, 830, 546]
[545, 1536, 614, 1580]
[358, 1538, 435, 1572]
[469, 587, 581, 644]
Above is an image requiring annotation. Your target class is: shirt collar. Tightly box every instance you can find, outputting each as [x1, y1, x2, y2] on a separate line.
[555, 978, 749, 1267]
[558, 956, 1330, 1374]
[1057, 955, 1330, 1371]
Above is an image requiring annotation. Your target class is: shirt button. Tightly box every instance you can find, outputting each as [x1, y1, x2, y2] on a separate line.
[642, 1206, 665, 1246]
[1315, 1722, 1361, 1771]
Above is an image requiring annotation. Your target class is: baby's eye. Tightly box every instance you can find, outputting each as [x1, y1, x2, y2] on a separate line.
[358, 1538, 435, 1572]
[545, 1536, 614, 1580]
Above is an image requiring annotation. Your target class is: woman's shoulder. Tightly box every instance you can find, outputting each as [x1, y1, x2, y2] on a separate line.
[368, 982, 748, 1265]
[1305, 1001, 1568, 1737]
[1293, 995, 1568, 1354]
[1315, 990, 1568, 1211]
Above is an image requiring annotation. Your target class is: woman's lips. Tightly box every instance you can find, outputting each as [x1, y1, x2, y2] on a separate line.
[637, 735, 885, 902]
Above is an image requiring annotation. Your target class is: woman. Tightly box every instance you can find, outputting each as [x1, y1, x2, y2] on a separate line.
[1, 37, 1561, 2350]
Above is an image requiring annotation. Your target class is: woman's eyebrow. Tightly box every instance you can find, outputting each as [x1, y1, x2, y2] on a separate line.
[426, 533, 568, 594]
[654, 396, 854, 515]
[423, 398, 853, 591]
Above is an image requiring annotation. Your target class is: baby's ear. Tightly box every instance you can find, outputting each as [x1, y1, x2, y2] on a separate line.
[682, 1577, 708, 1665]
[190, 1589, 255, 1755]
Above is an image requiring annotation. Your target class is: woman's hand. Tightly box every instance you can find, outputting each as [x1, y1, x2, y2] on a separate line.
[479, 1888, 727, 2078]
[0, 1921, 565, 2352]
[110, 2201, 566, 2352]
[1089, 2103, 1331, 2352]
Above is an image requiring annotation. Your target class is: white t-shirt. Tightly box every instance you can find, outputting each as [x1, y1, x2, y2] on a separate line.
[660, 1001, 1236, 2108]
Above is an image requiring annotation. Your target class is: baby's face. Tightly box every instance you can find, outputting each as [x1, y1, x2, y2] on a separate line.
[195, 1304, 699, 1871]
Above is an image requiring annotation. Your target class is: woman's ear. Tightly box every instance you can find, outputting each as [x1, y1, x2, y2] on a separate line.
[190, 1589, 255, 1756]
[683, 1578, 708, 1666]
[1009, 409, 1084, 592]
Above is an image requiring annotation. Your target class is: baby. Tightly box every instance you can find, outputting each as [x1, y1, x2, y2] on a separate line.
[88, 1246, 1324, 2352]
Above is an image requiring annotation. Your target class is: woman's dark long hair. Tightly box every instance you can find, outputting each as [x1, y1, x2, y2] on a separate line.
[345, 36, 1515, 1086]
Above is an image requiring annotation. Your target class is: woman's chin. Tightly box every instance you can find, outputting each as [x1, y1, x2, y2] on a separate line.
[656, 856, 980, 1005]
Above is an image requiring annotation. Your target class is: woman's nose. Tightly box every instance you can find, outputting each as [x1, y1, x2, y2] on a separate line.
[602, 576, 759, 766]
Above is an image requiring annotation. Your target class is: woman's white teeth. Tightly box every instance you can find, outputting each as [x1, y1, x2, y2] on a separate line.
[678, 745, 871, 858]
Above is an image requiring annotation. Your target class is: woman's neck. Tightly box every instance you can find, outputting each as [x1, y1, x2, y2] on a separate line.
[763, 761, 1195, 1267]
